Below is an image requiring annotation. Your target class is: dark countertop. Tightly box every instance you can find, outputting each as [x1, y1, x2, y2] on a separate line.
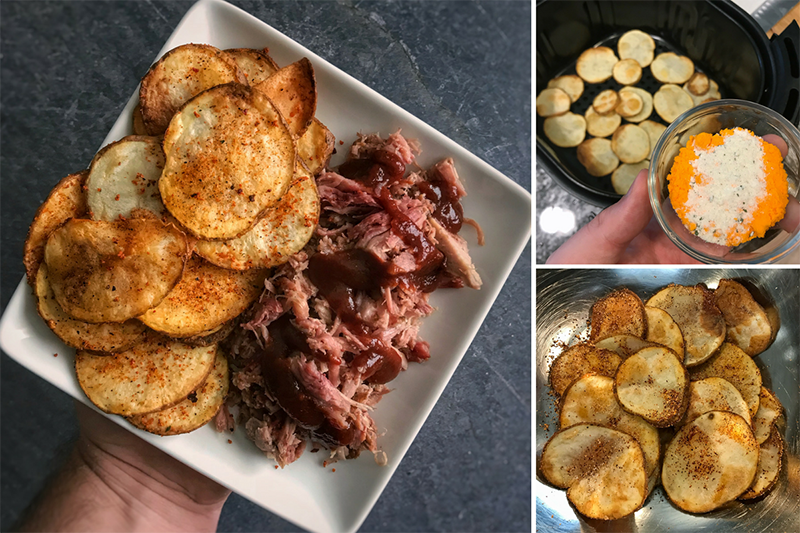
[0, 1, 531, 532]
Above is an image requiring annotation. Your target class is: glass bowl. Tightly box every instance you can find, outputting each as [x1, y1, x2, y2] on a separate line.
[648, 99, 800, 264]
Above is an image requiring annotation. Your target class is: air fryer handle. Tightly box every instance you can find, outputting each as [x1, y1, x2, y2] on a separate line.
[769, 20, 800, 125]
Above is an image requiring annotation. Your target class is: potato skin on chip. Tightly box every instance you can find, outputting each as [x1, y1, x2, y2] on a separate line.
[225, 48, 279, 86]
[44, 218, 188, 323]
[549, 343, 622, 396]
[132, 103, 148, 136]
[255, 58, 317, 138]
[589, 288, 646, 343]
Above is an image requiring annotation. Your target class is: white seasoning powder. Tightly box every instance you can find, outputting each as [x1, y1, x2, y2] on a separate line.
[684, 128, 766, 245]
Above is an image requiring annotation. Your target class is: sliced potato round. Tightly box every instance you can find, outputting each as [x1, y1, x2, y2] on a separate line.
[611, 161, 649, 195]
[615, 91, 644, 118]
[254, 58, 317, 137]
[639, 120, 667, 158]
[589, 288, 646, 343]
[714, 279, 773, 356]
[195, 165, 319, 270]
[619, 86, 653, 123]
[540, 424, 647, 520]
[684, 79, 721, 106]
[595, 334, 657, 359]
[681, 377, 751, 427]
[298, 118, 335, 176]
[139, 43, 247, 136]
[24, 171, 88, 286]
[611, 124, 650, 164]
[35, 265, 147, 353]
[576, 46, 619, 83]
[685, 72, 709, 96]
[739, 426, 784, 500]
[615, 346, 689, 427]
[613, 58, 643, 85]
[654, 84, 694, 123]
[543, 112, 586, 148]
[160, 83, 296, 240]
[536, 88, 571, 117]
[132, 103, 147, 136]
[76, 339, 217, 416]
[617, 30, 656, 68]
[576, 138, 619, 177]
[651, 52, 694, 84]
[752, 387, 785, 445]
[225, 48, 279, 86]
[45, 218, 188, 323]
[128, 349, 229, 435]
[178, 316, 239, 347]
[645, 306, 684, 359]
[86, 136, 166, 221]
[547, 75, 584, 103]
[585, 106, 621, 138]
[592, 89, 619, 115]
[646, 284, 725, 367]
[549, 343, 622, 397]
[662, 411, 759, 513]
[689, 343, 762, 419]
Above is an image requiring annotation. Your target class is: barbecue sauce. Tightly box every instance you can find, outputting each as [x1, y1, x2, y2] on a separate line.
[418, 168, 463, 233]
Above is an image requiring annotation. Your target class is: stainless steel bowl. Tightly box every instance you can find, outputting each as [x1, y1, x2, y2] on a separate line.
[536, 269, 800, 532]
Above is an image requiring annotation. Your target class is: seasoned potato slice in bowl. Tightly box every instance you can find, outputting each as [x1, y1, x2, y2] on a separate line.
[714, 279, 773, 356]
[689, 343, 763, 419]
[739, 426, 784, 500]
[589, 288, 646, 343]
[680, 377, 751, 427]
[751, 387, 785, 445]
[549, 343, 622, 397]
[644, 306, 684, 358]
[594, 334, 657, 359]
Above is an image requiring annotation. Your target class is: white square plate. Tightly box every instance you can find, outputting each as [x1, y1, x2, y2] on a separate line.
[0, 1, 531, 531]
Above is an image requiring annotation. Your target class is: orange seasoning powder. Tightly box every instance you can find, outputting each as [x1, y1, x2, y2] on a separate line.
[668, 128, 788, 246]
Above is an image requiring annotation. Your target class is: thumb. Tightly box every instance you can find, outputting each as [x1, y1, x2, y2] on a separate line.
[547, 170, 654, 264]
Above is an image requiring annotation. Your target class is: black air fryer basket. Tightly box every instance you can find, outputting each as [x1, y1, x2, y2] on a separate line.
[536, 0, 800, 206]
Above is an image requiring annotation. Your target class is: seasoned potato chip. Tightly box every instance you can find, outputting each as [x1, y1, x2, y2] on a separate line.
[255, 58, 317, 137]
[644, 306, 684, 358]
[543, 112, 586, 148]
[225, 48, 279, 85]
[592, 89, 619, 115]
[536, 88, 571, 117]
[547, 75, 584, 103]
[615, 91, 644, 118]
[549, 343, 622, 396]
[195, 164, 319, 270]
[739, 426, 783, 500]
[714, 279, 773, 356]
[76, 339, 217, 416]
[44, 218, 188, 323]
[160, 83, 296, 240]
[639, 120, 667, 158]
[24, 171, 88, 286]
[35, 265, 147, 353]
[654, 84, 694, 123]
[752, 387, 785, 445]
[650, 52, 694, 84]
[540, 424, 647, 520]
[590, 288, 646, 343]
[595, 334, 657, 359]
[617, 30, 656, 68]
[613, 58, 643, 85]
[576, 46, 619, 83]
[611, 161, 649, 195]
[298, 118, 335, 175]
[139, 43, 247, 135]
[128, 349, 229, 435]
[86, 136, 166, 221]
[685, 72, 709, 96]
[577, 138, 619, 177]
[611, 124, 650, 164]
[178, 316, 239, 347]
[684, 79, 721, 106]
[689, 343, 762, 418]
[619, 86, 653, 123]
[662, 411, 759, 513]
[681, 377, 751, 427]
[132, 103, 147, 136]
[585, 106, 621, 138]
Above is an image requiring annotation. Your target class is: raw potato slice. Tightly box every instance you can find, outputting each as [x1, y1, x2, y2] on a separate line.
[739, 426, 784, 500]
[540, 424, 647, 520]
[589, 288, 646, 343]
[615, 91, 643, 118]
[44, 219, 188, 323]
[595, 335, 657, 359]
[547, 75, 584, 103]
[611, 161, 649, 195]
[543, 112, 586, 148]
[654, 84, 694, 123]
[684, 79, 721, 106]
[536, 88, 571, 117]
[128, 350, 229, 435]
[650, 52, 695, 84]
[23, 171, 88, 286]
[560, 374, 660, 485]
[132, 103, 147, 135]
[613, 58, 642, 85]
[689, 343, 762, 418]
[639, 120, 667, 158]
[576, 47, 619, 84]
[593, 89, 619, 115]
[752, 387, 785, 445]
[577, 138, 619, 177]
[611, 124, 650, 164]
[645, 306, 684, 358]
[681, 377, 751, 427]
[714, 279, 773, 356]
[138, 255, 267, 337]
[160, 83, 296, 240]
[35, 265, 147, 354]
[619, 86, 653, 123]
[225, 48, 279, 85]
[255, 58, 317, 137]
[617, 30, 656, 68]
[585, 106, 621, 138]
[646, 284, 725, 367]
[548, 343, 622, 396]
[86, 136, 166, 221]
[139, 43, 247, 135]
[685, 72, 709, 96]
[195, 164, 320, 269]
[662, 411, 759, 513]
[614, 346, 689, 427]
[298, 118, 335, 175]
[76, 339, 217, 416]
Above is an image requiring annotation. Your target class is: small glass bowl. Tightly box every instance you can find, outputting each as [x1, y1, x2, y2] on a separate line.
[648, 99, 800, 264]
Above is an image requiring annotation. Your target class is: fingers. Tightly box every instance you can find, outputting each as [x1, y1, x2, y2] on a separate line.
[762, 134, 788, 157]
[779, 196, 800, 232]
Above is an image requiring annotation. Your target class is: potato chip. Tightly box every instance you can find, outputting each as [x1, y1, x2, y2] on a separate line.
[684, 79, 721, 106]
[681, 377, 751, 427]
[585, 106, 621, 138]
[739, 426, 783, 500]
[577, 138, 619, 177]
[611, 161, 649, 195]
[594, 334, 656, 359]
[654, 84, 694, 123]
[689, 343, 762, 418]
[751, 387, 785, 445]
[592, 89, 619, 115]
[298, 118, 335, 175]
[685, 72, 709, 96]
[549, 343, 622, 396]
[644, 306, 683, 358]
[547, 75, 584, 103]
[132, 103, 147, 135]
[613, 58, 642, 85]
[576, 47, 619, 83]
[617, 30, 656, 68]
[639, 120, 667, 158]
[611, 124, 650, 164]
[590, 288, 647, 342]
[543, 112, 586, 148]
[225, 48, 279, 85]
[536, 88, 571, 117]
[255, 58, 317, 137]
[619, 86, 653, 123]
[714, 279, 773, 356]
[650, 52, 694, 84]
[615, 91, 644, 118]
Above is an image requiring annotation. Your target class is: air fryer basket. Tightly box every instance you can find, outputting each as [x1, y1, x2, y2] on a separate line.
[536, 0, 800, 207]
